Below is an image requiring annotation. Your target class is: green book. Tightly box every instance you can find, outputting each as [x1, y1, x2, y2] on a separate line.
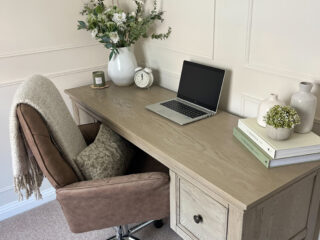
[233, 127, 271, 168]
[233, 127, 320, 168]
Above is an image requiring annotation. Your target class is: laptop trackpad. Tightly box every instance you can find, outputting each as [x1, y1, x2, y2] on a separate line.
[146, 103, 193, 125]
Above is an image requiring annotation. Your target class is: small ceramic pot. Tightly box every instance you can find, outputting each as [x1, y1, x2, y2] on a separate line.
[266, 125, 293, 141]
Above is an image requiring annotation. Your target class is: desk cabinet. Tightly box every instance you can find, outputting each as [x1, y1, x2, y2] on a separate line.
[170, 171, 228, 240]
[170, 170, 320, 240]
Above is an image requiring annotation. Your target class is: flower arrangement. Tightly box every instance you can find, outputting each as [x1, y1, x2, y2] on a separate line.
[78, 0, 172, 60]
[264, 105, 300, 129]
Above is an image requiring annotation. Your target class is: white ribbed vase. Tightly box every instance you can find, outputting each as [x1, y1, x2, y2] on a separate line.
[290, 82, 317, 133]
[108, 47, 137, 87]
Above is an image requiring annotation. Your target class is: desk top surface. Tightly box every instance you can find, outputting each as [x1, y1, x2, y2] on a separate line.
[65, 82, 320, 209]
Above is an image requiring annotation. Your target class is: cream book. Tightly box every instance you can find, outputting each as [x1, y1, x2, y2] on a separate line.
[238, 118, 320, 159]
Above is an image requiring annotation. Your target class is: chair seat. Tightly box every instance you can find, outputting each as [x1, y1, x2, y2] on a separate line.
[56, 171, 169, 233]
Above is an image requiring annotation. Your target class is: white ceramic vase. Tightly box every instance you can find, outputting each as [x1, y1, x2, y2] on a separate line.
[108, 46, 137, 87]
[290, 82, 317, 133]
[257, 94, 285, 127]
[266, 125, 293, 141]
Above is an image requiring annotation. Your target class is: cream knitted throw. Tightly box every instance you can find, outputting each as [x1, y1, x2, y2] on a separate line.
[10, 75, 87, 200]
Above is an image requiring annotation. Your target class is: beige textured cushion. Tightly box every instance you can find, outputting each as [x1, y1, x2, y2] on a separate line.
[75, 124, 135, 180]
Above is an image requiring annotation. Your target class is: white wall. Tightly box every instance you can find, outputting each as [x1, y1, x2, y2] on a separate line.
[136, 0, 320, 119]
[0, 0, 107, 220]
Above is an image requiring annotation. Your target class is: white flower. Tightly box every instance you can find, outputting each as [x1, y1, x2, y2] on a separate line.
[91, 29, 98, 38]
[112, 12, 127, 25]
[109, 32, 120, 43]
[106, 8, 111, 12]
[138, 17, 143, 22]
[130, 11, 136, 17]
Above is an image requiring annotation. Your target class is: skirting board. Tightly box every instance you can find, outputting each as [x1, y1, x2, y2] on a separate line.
[0, 187, 56, 222]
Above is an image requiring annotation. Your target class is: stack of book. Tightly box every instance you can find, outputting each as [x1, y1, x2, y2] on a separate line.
[234, 118, 320, 168]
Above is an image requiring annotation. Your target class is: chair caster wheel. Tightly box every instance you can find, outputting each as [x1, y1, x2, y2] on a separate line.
[153, 220, 163, 228]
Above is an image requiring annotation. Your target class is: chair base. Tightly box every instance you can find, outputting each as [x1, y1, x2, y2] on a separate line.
[106, 220, 163, 240]
[107, 237, 139, 240]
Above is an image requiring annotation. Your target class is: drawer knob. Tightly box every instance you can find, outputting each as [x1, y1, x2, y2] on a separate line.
[193, 215, 203, 224]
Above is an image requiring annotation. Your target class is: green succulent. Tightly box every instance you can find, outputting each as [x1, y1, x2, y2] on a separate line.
[264, 105, 300, 129]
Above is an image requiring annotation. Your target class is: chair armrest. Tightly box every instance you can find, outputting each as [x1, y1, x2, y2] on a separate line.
[56, 172, 170, 233]
[78, 122, 100, 145]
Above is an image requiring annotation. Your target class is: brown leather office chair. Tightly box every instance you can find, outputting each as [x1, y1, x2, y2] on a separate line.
[16, 103, 170, 240]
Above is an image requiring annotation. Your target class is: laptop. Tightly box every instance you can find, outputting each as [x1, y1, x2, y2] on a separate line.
[146, 61, 225, 125]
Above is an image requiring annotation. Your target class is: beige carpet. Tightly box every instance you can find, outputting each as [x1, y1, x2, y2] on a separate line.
[0, 201, 182, 240]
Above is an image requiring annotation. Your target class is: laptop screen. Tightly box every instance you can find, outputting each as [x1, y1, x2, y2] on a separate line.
[177, 61, 225, 112]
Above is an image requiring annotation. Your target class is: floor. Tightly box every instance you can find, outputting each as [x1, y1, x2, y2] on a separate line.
[0, 200, 182, 240]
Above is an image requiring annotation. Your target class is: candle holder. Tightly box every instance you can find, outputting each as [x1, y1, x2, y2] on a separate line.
[92, 71, 106, 88]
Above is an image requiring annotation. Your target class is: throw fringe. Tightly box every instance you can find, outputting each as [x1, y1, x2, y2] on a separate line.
[14, 160, 43, 201]
[14, 130, 44, 201]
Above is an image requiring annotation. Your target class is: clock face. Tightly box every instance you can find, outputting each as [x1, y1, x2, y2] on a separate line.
[134, 71, 150, 88]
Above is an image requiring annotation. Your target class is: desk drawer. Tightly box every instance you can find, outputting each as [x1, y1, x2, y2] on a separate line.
[170, 172, 228, 240]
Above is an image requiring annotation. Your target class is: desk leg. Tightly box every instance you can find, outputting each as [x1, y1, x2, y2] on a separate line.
[227, 206, 244, 240]
[72, 101, 80, 125]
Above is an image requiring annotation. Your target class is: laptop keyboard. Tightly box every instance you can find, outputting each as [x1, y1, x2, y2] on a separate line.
[161, 100, 207, 119]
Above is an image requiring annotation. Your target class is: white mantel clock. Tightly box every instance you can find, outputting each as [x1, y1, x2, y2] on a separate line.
[134, 67, 154, 88]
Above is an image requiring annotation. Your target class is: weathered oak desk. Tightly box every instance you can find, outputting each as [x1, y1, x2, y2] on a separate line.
[65, 82, 320, 240]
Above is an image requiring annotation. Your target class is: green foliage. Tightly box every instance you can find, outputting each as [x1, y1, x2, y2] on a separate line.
[264, 105, 300, 129]
[77, 0, 171, 60]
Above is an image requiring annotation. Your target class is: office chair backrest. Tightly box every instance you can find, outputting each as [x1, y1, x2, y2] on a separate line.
[16, 103, 79, 189]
